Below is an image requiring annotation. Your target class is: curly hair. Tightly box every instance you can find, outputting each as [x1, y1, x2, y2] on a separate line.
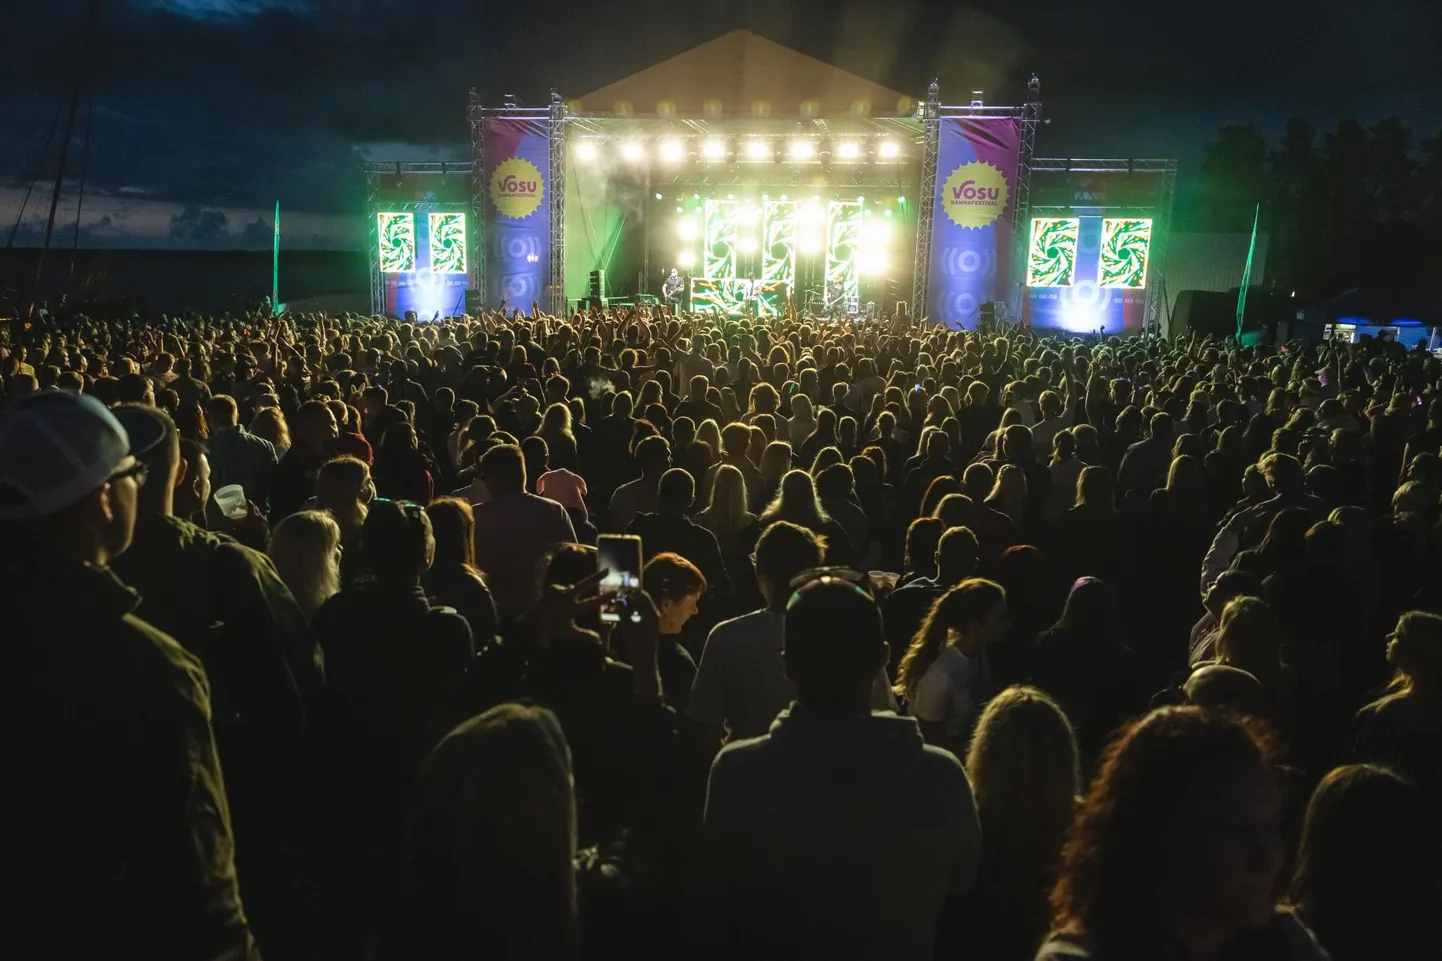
[1048, 707, 1278, 951]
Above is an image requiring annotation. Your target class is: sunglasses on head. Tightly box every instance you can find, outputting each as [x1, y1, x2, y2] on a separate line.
[786, 565, 872, 607]
[373, 496, 424, 516]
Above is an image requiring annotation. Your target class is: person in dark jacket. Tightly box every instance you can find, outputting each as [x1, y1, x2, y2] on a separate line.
[0, 391, 258, 961]
[270, 399, 339, 520]
[627, 468, 731, 598]
[312, 499, 475, 940]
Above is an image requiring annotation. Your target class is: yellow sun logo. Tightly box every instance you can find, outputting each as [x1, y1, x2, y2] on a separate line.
[941, 161, 1009, 229]
[489, 157, 545, 220]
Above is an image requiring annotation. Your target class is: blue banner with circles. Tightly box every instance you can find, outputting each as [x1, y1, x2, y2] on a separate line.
[926, 117, 1020, 328]
[483, 118, 551, 309]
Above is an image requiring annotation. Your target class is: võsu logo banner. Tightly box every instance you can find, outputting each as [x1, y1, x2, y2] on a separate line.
[941, 161, 1009, 230]
[490, 157, 545, 220]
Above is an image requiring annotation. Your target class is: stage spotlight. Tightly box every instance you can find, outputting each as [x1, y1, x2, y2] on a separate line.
[799, 234, 823, 255]
[835, 141, 861, 160]
[677, 250, 697, 269]
[738, 237, 758, 254]
[659, 139, 685, 163]
[788, 140, 814, 160]
[702, 139, 727, 160]
[884, 209, 893, 218]
[857, 250, 889, 275]
[654, 192, 663, 201]
[800, 204, 825, 226]
[745, 140, 771, 161]
[676, 219, 699, 241]
[738, 204, 760, 226]
[675, 206, 683, 214]
[574, 140, 599, 162]
[861, 222, 891, 247]
[621, 141, 645, 162]
[878, 140, 901, 159]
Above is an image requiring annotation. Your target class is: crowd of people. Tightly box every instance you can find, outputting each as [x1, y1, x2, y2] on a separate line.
[2, 301, 1440, 960]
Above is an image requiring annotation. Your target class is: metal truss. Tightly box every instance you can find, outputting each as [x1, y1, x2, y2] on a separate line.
[365, 164, 381, 314]
[468, 88, 485, 308]
[911, 80, 940, 320]
[549, 90, 567, 316]
[1009, 75, 1042, 319]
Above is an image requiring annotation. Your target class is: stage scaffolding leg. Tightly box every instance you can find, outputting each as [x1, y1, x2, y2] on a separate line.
[549, 90, 567, 317]
[911, 80, 940, 322]
[1010, 75, 1042, 321]
[469, 88, 486, 311]
[1147, 159, 1179, 333]
[365, 165, 381, 315]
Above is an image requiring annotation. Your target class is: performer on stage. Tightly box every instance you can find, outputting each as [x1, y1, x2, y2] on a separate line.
[662, 268, 683, 307]
[824, 280, 844, 319]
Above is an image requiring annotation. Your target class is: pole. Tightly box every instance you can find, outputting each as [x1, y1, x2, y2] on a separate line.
[1235, 202, 1259, 342]
[272, 200, 281, 314]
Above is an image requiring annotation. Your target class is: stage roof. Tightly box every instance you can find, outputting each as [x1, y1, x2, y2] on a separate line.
[573, 29, 918, 120]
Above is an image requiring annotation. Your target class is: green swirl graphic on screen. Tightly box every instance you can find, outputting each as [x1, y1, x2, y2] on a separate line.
[1099, 218, 1153, 288]
[1026, 218, 1079, 287]
[429, 212, 467, 274]
[377, 212, 415, 272]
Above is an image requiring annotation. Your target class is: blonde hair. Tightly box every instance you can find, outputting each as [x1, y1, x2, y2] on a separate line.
[702, 463, 752, 539]
[316, 456, 371, 537]
[251, 407, 290, 452]
[967, 686, 1081, 917]
[268, 510, 341, 619]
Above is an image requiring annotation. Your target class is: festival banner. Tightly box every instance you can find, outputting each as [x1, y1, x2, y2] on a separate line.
[482, 117, 550, 308]
[926, 116, 1021, 327]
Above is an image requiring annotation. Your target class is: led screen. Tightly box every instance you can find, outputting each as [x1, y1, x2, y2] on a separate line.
[377, 212, 416, 273]
[1099, 218, 1153, 288]
[1026, 217, 1079, 287]
[428, 212, 467, 274]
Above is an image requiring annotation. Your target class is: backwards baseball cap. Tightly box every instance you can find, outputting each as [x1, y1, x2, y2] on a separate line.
[0, 391, 167, 520]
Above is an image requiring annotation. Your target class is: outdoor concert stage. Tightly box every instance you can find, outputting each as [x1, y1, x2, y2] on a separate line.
[364, 30, 1176, 335]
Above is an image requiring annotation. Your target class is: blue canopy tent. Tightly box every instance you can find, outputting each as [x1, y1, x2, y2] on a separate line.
[1294, 287, 1442, 348]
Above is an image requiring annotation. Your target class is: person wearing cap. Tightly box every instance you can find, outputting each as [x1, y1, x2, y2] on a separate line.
[0, 391, 257, 961]
[694, 570, 982, 959]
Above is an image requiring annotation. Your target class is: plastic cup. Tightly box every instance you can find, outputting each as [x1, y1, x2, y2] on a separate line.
[869, 570, 900, 593]
[213, 484, 248, 520]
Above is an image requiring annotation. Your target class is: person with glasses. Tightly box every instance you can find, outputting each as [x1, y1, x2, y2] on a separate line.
[693, 569, 981, 959]
[0, 391, 258, 961]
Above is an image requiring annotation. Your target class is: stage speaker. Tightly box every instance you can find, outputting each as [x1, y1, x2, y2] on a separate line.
[589, 270, 605, 304]
[464, 289, 486, 314]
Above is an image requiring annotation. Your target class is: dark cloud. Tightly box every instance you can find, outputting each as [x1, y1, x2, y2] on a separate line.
[3, 0, 1439, 249]
[238, 216, 271, 246]
[168, 205, 230, 243]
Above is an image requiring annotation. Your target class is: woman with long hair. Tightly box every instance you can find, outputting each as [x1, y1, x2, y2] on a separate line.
[1287, 764, 1439, 961]
[809, 445, 844, 478]
[757, 440, 794, 506]
[798, 407, 839, 468]
[939, 686, 1081, 961]
[373, 421, 435, 504]
[1230, 507, 1311, 582]
[697, 463, 756, 545]
[985, 463, 1028, 528]
[1031, 577, 1143, 767]
[899, 516, 944, 587]
[251, 406, 291, 459]
[1039, 708, 1322, 961]
[895, 577, 1007, 754]
[744, 382, 779, 423]
[316, 455, 373, 581]
[920, 475, 962, 518]
[1350, 610, 1442, 796]
[1046, 430, 1084, 523]
[268, 510, 342, 621]
[640, 552, 707, 713]
[423, 497, 498, 644]
[536, 402, 579, 473]
[697, 419, 724, 465]
[389, 703, 579, 961]
[757, 469, 852, 562]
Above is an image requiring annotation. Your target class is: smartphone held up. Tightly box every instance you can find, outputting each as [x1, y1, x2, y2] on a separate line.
[597, 534, 643, 624]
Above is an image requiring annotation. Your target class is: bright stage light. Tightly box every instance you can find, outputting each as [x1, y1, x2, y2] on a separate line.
[878, 140, 900, 159]
[745, 140, 771, 161]
[621, 141, 645, 162]
[800, 204, 825, 227]
[835, 141, 861, 160]
[702, 139, 726, 160]
[861, 222, 891, 247]
[788, 140, 815, 160]
[738, 204, 760, 225]
[659, 139, 685, 163]
[654, 192, 664, 201]
[799, 234, 823, 255]
[676, 219, 699, 241]
[738, 237, 758, 254]
[857, 250, 889, 275]
[574, 140, 598, 162]
[677, 250, 697, 269]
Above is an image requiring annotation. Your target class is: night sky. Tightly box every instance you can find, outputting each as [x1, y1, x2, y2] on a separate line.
[4, 0, 1438, 250]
